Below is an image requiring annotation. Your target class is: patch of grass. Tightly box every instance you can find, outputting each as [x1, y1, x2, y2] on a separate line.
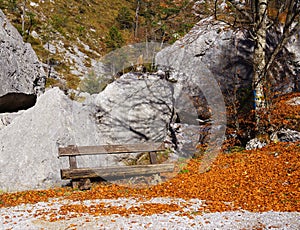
[227, 146, 245, 153]
[179, 168, 189, 174]
[45, 78, 59, 88]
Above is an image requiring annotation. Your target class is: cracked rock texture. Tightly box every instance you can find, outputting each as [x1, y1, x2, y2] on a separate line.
[0, 9, 45, 112]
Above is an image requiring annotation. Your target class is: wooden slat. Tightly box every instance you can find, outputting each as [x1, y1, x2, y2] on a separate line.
[69, 156, 77, 169]
[59, 145, 79, 155]
[149, 152, 157, 164]
[61, 164, 174, 179]
[58, 142, 165, 156]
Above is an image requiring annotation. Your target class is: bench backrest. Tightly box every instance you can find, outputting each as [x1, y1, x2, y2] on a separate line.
[58, 142, 173, 186]
[58, 142, 165, 157]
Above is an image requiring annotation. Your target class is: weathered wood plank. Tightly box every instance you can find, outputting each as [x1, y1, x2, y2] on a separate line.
[149, 152, 157, 164]
[58, 145, 79, 155]
[58, 142, 165, 156]
[61, 164, 174, 179]
[69, 156, 77, 169]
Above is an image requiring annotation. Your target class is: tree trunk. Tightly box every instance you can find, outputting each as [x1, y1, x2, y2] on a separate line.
[21, 0, 27, 35]
[253, 0, 268, 132]
[134, 0, 140, 38]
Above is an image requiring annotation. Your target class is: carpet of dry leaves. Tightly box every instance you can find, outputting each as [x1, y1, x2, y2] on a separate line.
[0, 141, 299, 219]
[0, 93, 299, 221]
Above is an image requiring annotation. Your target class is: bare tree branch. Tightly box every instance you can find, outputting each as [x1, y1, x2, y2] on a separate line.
[227, 0, 254, 22]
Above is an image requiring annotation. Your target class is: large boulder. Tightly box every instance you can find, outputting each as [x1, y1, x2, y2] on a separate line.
[0, 10, 46, 113]
[156, 17, 299, 149]
[156, 18, 248, 103]
[156, 17, 299, 106]
[0, 72, 180, 191]
[0, 88, 103, 191]
[94, 73, 174, 143]
[93, 72, 225, 160]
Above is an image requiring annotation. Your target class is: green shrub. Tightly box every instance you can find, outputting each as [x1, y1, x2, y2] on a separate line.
[105, 26, 124, 51]
[7, 0, 18, 12]
[116, 7, 134, 30]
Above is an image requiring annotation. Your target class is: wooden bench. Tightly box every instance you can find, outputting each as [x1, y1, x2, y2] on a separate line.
[58, 142, 174, 189]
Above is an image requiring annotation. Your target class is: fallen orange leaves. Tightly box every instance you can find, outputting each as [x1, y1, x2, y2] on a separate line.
[0, 142, 299, 217]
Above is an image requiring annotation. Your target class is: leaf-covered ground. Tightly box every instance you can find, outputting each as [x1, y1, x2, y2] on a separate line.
[0, 93, 299, 222]
[1, 142, 299, 218]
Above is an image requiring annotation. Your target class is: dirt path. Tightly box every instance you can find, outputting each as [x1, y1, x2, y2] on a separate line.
[1, 197, 300, 229]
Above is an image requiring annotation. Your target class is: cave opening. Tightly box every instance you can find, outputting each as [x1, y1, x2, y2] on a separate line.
[0, 93, 37, 113]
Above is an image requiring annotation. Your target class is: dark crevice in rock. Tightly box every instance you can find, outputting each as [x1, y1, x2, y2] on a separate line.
[0, 93, 36, 113]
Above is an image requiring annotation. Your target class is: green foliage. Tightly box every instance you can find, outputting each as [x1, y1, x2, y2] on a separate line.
[77, 25, 85, 36]
[79, 71, 112, 94]
[227, 146, 245, 153]
[51, 14, 68, 34]
[139, 0, 198, 43]
[105, 26, 124, 51]
[45, 78, 59, 88]
[116, 7, 133, 30]
[177, 157, 189, 174]
[7, 0, 18, 12]
[179, 169, 190, 174]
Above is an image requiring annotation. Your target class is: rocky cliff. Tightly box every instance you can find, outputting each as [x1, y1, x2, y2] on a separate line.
[0, 9, 45, 113]
[156, 17, 300, 106]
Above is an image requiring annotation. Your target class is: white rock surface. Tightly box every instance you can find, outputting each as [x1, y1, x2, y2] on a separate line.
[270, 128, 300, 143]
[0, 88, 103, 191]
[94, 73, 174, 143]
[245, 138, 267, 150]
[0, 9, 45, 98]
[287, 97, 300, 106]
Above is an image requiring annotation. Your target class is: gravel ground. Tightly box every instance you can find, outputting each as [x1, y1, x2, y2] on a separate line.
[1, 197, 300, 230]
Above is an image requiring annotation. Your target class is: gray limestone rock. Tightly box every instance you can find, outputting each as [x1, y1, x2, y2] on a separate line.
[0, 111, 24, 131]
[0, 88, 104, 191]
[287, 97, 300, 106]
[156, 17, 299, 105]
[94, 73, 174, 144]
[270, 129, 300, 143]
[93, 66, 225, 159]
[0, 9, 46, 113]
[0, 71, 182, 191]
[156, 17, 299, 149]
[245, 138, 267, 150]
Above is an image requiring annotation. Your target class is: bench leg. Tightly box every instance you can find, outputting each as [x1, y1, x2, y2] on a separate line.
[72, 180, 80, 189]
[72, 179, 92, 190]
[149, 152, 157, 164]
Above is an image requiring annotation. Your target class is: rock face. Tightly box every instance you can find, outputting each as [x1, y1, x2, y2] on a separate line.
[0, 88, 103, 191]
[0, 72, 180, 191]
[94, 73, 174, 144]
[94, 71, 224, 159]
[156, 17, 299, 107]
[0, 111, 24, 131]
[156, 18, 248, 103]
[0, 10, 46, 113]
